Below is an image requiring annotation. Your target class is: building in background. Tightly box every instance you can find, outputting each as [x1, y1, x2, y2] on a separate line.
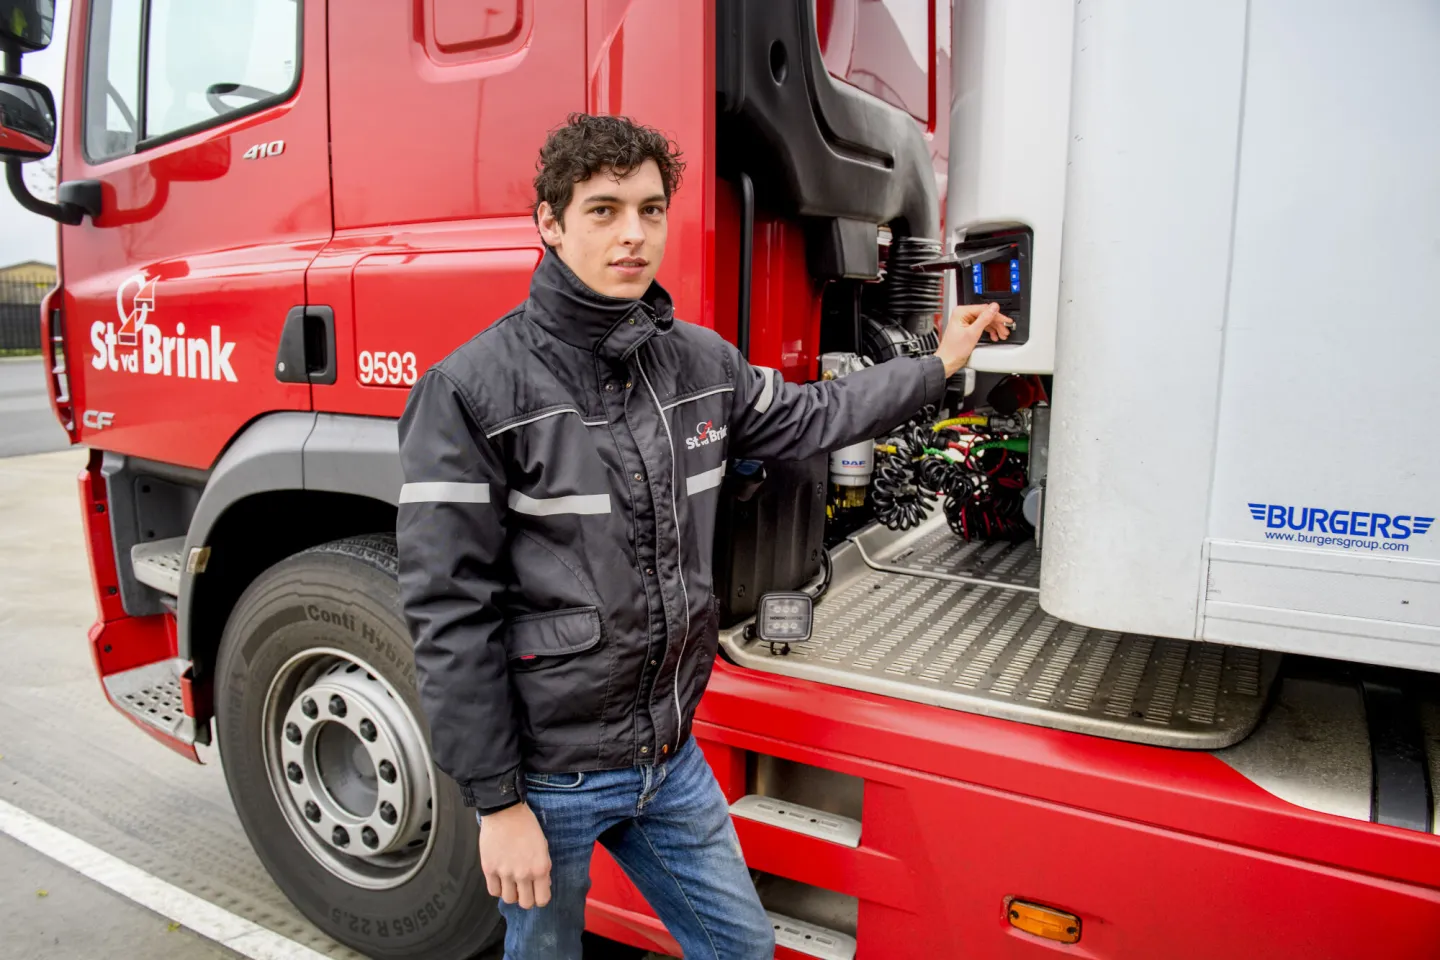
[0, 260, 53, 352]
[0, 260, 57, 295]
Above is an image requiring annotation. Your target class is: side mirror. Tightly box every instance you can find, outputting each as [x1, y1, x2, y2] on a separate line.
[0, 74, 56, 161]
[0, 1, 56, 52]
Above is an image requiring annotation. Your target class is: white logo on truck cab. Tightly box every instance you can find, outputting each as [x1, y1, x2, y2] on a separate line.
[90, 274, 238, 382]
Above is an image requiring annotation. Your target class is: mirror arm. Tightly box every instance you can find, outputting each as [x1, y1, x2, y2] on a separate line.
[3, 46, 86, 225]
[6, 160, 83, 225]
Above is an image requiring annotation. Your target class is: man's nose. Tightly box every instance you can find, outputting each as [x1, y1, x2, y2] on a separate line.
[618, 208, 645, 245]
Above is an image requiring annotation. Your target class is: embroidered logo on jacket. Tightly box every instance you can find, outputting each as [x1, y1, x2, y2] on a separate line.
[685, 420, 728, 450]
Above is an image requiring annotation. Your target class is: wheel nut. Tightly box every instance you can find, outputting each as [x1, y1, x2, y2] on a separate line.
[286, 762, 303, 783]
[379, 801, 397, 825]
[378, 760, 396, 783]
[301, 697, 318, 719]
[285, 722, 301, 744]
[304, 801, 320, 823]
[362, 827, 379, 849]
[332, 826, 349, 847]
[328, 695, 347, 717]
[359, 719, 377, 742]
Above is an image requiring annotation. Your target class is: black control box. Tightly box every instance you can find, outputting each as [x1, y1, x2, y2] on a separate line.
[956, 228, 1031, 346]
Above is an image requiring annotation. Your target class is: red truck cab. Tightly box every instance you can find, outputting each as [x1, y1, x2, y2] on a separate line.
[4, 2, 1439, 958]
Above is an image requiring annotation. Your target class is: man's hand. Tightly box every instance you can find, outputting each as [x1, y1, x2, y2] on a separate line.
[478, 803, 552, 909]
[936, 302, 1013, 377]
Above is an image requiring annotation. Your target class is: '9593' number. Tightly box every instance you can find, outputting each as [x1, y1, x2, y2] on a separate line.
[359, 350, 418, 387]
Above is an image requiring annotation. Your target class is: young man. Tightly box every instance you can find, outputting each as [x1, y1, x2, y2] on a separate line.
[396, 114, 1011, 959]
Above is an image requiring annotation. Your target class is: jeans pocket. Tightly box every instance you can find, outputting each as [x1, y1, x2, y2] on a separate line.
[523, 771, 587, 791]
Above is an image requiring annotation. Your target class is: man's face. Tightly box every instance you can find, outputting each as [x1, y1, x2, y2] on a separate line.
[536, 158, 668, 300]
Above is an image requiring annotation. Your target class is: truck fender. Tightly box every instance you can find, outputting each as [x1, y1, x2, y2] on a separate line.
[178, 412, 404, 661]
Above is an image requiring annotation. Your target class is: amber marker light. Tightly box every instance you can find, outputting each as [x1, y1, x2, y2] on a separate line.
[1007, 898, 1081, 944]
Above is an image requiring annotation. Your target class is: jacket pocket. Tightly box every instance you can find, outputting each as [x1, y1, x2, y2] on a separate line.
[506, 606, 613, 746]
[506, 606, 602, 672]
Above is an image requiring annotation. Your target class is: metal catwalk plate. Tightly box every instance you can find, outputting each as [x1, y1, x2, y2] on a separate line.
[849, 513, 1042, 590]
[722, 528, 1280, 749]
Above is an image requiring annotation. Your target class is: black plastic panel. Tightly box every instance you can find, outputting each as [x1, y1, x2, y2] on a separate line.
[713, 454, 827, 626]
[716, 0, 940, 277]
[1362, 680, 1434, 832]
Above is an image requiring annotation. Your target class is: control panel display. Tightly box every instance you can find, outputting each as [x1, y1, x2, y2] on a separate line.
[957, 228, 1031, 346]
[973, 258, 1021, 296]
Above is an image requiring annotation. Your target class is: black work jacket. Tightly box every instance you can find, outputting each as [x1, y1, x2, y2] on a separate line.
[396, 251, 946, 810]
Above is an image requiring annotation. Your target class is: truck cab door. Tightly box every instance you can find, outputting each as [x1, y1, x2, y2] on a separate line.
[59, 0, 331, 469]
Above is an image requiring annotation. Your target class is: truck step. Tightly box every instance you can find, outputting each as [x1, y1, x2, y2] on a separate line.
[721, 516, 1280, 750]
[130, 537, 187, 596]
[731, 795, 862, 847]
[767, 912, 856, 960]
[102, 658, 199, 745]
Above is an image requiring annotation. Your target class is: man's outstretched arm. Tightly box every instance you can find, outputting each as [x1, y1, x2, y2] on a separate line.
[728, 303, 1012, 461]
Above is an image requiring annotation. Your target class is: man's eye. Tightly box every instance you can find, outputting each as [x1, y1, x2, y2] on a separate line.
[644, 206, 665, 216]
[590, 206, 611, 217]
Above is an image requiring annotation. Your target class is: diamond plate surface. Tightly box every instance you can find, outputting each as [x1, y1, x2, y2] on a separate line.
[850, 514, 1042, 588]
[131, 536, 186, 595]
[102, 656, 197, 743]
[725, 536, 1280, 748]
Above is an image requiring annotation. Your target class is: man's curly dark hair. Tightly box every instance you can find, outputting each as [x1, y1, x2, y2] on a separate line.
[533, 114, 686, 228]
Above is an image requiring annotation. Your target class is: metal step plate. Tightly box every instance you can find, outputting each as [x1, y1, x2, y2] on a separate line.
[102, 657, 198, 745]
[766, 912, 856, 960]
[850, 513, 1041, 590]
[731, 795, 862, 848]
[130, 536, 186, 595]
[722, 534, 1280, 749]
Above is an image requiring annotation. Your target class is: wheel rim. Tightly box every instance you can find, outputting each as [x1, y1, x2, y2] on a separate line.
[262, 647, 436, 889]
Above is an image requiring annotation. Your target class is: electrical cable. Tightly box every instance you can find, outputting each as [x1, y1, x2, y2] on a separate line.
[871, 410, 1032, 542]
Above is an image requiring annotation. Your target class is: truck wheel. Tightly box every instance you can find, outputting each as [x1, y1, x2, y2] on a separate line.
[213, 535, 500, 959]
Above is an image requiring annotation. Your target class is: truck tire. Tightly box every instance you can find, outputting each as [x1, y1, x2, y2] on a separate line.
[213, 535, 501, 959]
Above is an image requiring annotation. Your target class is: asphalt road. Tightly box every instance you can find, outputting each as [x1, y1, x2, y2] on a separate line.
[0, 357, 73, 459]
[0, 833, 240, 960]
[0, 449, 367, 960]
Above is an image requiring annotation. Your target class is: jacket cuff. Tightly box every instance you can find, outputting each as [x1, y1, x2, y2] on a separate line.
[918, 354, 948, 408]
[475, 799, 523, 819]
[457, 765, 527, 810]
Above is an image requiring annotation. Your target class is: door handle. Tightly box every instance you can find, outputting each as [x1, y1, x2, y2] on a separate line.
[276, 306, 336, 385]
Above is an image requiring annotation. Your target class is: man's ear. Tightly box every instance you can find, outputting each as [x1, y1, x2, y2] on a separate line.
[536, 201, 564, 248]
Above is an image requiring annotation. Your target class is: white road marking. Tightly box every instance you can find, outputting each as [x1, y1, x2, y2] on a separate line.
[0, 797, 330, 960]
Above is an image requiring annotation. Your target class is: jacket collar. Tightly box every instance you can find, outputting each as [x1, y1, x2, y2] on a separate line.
[526, 248, 674, 362]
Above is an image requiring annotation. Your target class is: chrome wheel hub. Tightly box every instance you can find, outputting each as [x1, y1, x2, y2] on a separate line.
[263, 650, 434, 889]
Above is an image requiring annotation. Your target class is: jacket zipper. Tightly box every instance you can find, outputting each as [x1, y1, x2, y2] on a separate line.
[638, 351, 692, 744]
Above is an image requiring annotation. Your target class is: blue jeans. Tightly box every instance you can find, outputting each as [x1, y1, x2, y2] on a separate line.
[490, 736, 775, 959]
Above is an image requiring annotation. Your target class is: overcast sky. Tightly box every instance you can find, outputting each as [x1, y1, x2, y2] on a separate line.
[1, 0, 70, 269]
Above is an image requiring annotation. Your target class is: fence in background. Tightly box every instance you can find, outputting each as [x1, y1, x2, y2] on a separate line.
[0, 279, 48, 352]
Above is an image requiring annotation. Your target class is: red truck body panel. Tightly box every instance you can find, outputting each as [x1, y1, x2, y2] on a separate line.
[43, 0, 1440, 956]
[56, 0, 329, 467]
